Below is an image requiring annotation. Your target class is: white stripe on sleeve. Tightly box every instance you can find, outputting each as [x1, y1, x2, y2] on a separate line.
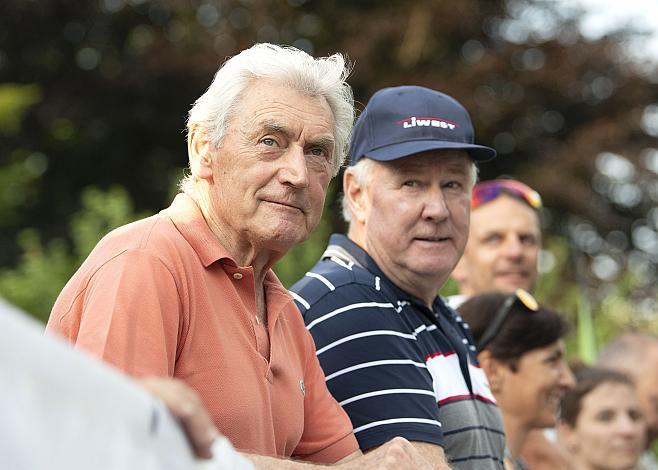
[340, 388, 436, 406]
[289, 291, 310, 310]
[353, 417, 442, 434]
[304, 272, 336, 291]
[316, 330, 417, 356]
[325, 359, 427, 381]
[306, 302, 396, 330]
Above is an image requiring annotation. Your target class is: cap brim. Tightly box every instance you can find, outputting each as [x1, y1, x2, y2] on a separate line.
[363, 140, 497, 163]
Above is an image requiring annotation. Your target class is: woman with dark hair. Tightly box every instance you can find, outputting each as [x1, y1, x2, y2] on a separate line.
[457, 290, 575, 470]
[558, 366, 646, 470]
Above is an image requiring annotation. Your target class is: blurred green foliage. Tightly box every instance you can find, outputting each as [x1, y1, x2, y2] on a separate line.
[0, 83, 42, 136]
[0, 186, 144, 322]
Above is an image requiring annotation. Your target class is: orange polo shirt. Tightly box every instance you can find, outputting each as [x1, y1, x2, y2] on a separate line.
[47, 194, 358, 463]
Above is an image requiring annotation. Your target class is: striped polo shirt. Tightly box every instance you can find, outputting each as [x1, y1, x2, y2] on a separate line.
[290, 234, 505, 469]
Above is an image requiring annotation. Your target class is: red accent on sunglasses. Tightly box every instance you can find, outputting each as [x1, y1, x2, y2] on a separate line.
[472, 179, 542, 210]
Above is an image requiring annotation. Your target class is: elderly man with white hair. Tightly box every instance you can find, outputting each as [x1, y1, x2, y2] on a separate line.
[47, 44, 430, 469]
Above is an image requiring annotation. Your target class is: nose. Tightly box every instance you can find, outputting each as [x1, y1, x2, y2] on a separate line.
[502, 235, 525, 259]
[617, 414, 642, 437]
[422, 187, 450, 222]
[278, 145, 309, 189]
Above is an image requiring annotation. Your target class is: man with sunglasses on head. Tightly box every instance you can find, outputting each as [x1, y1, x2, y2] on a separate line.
[290, 86, 506, 469]
[450, 179, 576, 470]
[450, 179, 543, 307]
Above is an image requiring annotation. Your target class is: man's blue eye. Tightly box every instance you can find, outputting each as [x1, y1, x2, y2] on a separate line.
[262, 138, 276, 146]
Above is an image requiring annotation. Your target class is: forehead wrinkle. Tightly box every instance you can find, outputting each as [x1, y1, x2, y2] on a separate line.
[252, 112, 333, 135]
[391, 153, 471, 173]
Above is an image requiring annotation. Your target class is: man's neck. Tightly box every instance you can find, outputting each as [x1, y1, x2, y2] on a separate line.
[501, 414, 529, 459]
[346, 228, 440, 308]
[191, 189, 281, 282]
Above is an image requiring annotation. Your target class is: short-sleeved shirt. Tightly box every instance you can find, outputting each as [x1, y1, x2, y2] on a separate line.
[46, 194, 358, 463]
[290, 234, 505, 469]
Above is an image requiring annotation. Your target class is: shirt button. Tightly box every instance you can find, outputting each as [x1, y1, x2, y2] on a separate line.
[233, 272, 243, 280]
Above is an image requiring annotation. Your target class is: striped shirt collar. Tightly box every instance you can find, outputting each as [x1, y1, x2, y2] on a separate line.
[322, 234, 450, 314]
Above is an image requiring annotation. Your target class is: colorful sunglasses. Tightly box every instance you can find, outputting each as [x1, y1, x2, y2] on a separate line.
[477, 289, 539, 351]
[472, 179, 542, 210]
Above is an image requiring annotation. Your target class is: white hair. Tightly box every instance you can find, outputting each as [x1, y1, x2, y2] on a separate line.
[341, 156, 479, 223]
[181, 43, 354, 194]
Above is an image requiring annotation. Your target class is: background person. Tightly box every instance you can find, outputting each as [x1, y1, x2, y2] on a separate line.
[291, 85, 505, 469]
[457, 290, 575, 470]
[449, 178, 575, 470]
[597, 332, 658, 470]
[558, 366, 646, 470]
[450, 178, 542, 307]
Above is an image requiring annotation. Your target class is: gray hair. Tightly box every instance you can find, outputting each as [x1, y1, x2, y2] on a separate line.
[341, 157, 479, 223]
[597, 332, 658, 374]
[180, 43, 354, 195]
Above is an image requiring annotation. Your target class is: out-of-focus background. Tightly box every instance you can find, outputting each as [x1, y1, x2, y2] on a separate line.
[1, 0, 657, 359]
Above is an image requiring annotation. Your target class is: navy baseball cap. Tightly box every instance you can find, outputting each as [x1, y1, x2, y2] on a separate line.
[349, 85, 496, 166]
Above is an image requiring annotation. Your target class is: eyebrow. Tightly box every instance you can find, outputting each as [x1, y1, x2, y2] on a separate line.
[443, 162, 472, 174]
[308, 135, 336, 151]
[259, 119, 335, 150]
[260, 120, 291, 139]
[544, 349, 564, 362]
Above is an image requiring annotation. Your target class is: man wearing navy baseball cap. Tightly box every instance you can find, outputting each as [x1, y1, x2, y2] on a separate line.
[290, 86, 505, 469]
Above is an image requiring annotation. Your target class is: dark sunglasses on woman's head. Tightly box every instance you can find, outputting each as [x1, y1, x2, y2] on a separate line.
[477, 289, 539, 351]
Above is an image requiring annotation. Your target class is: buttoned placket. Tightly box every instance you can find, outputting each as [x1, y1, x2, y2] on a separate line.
[227, 265, 271, 362]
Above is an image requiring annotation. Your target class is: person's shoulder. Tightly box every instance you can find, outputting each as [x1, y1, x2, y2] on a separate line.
[290, 256, 385, 314]
[68, 214, 187, 283]
[106, 213, 178, 247]
[97, 213, 190, 258]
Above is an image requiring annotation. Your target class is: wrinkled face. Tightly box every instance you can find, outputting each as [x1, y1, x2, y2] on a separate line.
[453, 195, 541, 295]
[204, 79, 335, 254]
[569, 383, 646, 470]
[352, 151, 472, 297]
[498, 341, 574, 429]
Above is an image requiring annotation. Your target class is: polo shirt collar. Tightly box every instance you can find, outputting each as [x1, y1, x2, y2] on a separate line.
[162, 193, 234, 268]
[323, 233, 442, 309]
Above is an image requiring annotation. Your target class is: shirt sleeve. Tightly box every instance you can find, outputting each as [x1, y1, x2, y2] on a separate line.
[48, 249, 183, 378]
[292, 326, 359, 463]
[301, 283, 445, 451]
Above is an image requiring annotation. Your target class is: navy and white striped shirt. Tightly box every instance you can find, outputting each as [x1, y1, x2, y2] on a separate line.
[290, 234, 505, 469]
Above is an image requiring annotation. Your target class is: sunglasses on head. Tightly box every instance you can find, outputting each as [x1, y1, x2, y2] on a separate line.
[472, 179, 542, 210]
[477, 289, 539, 351]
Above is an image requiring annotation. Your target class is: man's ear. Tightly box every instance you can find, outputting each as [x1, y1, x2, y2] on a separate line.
[343, 169, 368, 224]
[478, 350, 504, 393]
[188, 126, 214, 181]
